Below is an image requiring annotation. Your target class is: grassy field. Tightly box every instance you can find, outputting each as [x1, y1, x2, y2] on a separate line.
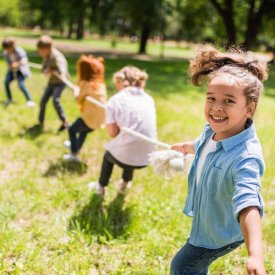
[0, 37, 274, 274]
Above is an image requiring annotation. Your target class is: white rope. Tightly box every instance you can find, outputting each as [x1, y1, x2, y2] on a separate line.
[29, 62, 192, 176]
[29, 62, 43, 70]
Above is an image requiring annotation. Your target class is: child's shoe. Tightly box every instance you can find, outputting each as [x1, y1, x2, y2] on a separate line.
[58, 124, 67, 132]
[58, 121, 70, 133]
[117, 179, 132, 194]
[88, 181, 105, 196]
[63, 140, 71, 149]
[26, 100, 36, 107]
[63, 153, 80, 162]
[3, 100, 12, 107]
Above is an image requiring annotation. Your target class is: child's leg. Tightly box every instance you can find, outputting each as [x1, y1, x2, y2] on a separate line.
[52, 83, 67, 123]
[76, 121, 93, 151]
[68, 118, 93, 154]
[4, 70, 14, 101]
[170, 241, 243, 275]
[122, 168, 134, 183]
[39, 84, 53, 125]
[16, 71, 31, 101]
[99, 152, 116, 187]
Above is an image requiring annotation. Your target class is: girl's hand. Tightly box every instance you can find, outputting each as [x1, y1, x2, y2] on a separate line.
[246, 255, 266, 275]
[171, 141, 195, 155]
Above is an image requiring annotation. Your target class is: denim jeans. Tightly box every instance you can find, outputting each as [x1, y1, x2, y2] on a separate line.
[5, 70, 31, 101]
[39, 83, 66, 123]
[99, 151, 146, 187]
[170, 240, 243, 275]
[68, 117, 93, 154]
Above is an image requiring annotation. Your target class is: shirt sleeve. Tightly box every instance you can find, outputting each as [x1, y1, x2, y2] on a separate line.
[106, 98, 117, 125]
[232, 158, 264, 221]
[16, 47, 27, 60]
[76, 82, 88, 105]
[55, 54, 67, 74]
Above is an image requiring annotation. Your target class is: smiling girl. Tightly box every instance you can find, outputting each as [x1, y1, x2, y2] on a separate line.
[170, 46, 268, 275]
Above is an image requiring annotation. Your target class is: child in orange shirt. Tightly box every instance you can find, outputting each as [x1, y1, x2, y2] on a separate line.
[63, 55, 107, 161]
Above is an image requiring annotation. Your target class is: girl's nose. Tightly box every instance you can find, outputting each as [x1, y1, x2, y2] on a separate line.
[212, 103, 224, 112]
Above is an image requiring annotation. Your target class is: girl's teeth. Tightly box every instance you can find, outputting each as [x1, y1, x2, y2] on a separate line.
[212, 116, 225, 120]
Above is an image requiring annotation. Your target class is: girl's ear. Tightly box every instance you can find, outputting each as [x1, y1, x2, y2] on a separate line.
[247, 102, 256, 117]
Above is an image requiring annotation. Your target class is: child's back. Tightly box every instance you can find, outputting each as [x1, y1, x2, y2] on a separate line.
[77, 80, 107, 129]
[106, 86, 157, 166]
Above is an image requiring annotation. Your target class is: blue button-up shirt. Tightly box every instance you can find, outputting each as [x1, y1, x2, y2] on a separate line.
[184, 119, 264, 249]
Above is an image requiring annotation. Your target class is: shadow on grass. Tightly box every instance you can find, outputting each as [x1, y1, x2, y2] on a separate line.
[20, 124, 44, 139]
[69, 193, 132, 240]
[44, 159, 87, 176]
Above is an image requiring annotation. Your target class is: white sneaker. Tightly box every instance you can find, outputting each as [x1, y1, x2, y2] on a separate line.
[63, 153, 80, 162]
[26, 101, 36, 107]
[117, 179, 132, 194]
[63, 140, 71, 149]
[88, 181, 105, 196]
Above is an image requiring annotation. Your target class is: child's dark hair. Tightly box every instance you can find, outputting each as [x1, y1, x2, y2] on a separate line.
[37, 35, 52, 49]
[77, 55, 105, 83]
[2, 38, 15, 49]
[190, 46, 268, 110]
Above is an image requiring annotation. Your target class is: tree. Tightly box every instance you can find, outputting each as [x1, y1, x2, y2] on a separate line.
[243, 0, 275, 48]
[117, 0, 165, 54]
[209, 0, 275, 49]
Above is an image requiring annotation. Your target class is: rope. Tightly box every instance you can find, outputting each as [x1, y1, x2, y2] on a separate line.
[29, 62, 171, 149]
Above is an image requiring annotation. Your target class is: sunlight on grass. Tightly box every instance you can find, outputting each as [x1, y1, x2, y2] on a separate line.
[0, 47, 274, 273]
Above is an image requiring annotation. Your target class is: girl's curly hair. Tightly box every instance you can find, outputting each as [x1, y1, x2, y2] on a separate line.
[189, 46, 268, 107]
[77, 55, 105, 84]
[113, 66, 148, 88]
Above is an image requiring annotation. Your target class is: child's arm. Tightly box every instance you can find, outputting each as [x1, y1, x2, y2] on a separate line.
[171, 141, 195, 154]
[75, 82, 87, 102]
[107, 123, 120, 137]
[239, 207, 266, 275]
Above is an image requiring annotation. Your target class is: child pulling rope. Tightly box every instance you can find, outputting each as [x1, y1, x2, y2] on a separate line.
[29, 62, 192, 177]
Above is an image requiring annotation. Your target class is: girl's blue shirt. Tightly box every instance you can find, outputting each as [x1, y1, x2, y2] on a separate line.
[184, 119, 264, 249]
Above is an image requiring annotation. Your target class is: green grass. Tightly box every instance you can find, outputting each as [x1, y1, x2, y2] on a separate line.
[0, 46, 274, 274]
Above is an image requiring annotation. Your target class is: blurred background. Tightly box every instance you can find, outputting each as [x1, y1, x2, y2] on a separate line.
[0, 0, 274, 57]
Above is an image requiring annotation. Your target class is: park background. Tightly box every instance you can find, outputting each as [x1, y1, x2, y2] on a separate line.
[0, 0, 274, 274]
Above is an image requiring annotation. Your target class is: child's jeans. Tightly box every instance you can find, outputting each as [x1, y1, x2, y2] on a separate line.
[68, 117, 93, 154]
[170, 240, 243, 275]
[5, 70, 31, 101]
[39, 83, 66, 124]
[99, 151, 146, 187]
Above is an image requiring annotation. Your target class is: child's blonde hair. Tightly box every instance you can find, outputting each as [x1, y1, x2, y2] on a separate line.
[113, 66, 148, 88]
[190, 46, 268, 111]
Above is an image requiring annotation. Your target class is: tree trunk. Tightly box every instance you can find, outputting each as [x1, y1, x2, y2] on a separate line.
[67, 19, 74, 39]
[243, 0, 270, 49]
[76, 14, 84, 39]
[210, 0, 236, 47]
[139, 22, 150, 54]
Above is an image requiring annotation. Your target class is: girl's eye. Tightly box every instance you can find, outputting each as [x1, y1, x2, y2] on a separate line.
[207, 97, 215, 102]
[225, 99, 235, 104]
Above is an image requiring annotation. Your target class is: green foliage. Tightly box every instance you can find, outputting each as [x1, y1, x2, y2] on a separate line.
[0, 0, 22, 26]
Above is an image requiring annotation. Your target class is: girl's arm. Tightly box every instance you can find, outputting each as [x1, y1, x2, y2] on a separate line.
[239, 206, 266, 275]
[107, 123, 120, 137]
[76, 82, 87, 103]
[171, 141, 195, 154]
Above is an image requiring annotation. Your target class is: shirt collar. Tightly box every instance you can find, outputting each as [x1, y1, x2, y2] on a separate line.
[204, 119, 255, 152]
